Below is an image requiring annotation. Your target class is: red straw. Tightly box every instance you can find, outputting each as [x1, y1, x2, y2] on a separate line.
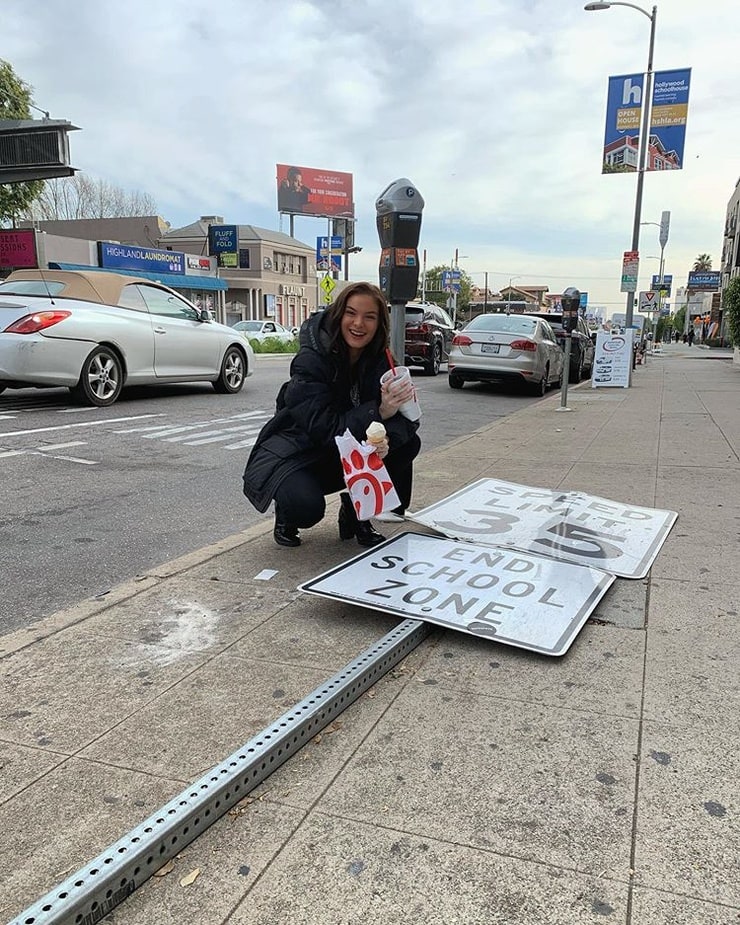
[385, 348, 397, 376]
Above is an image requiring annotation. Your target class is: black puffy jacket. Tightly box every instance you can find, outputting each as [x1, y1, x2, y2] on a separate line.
[242, 312, 419, 512]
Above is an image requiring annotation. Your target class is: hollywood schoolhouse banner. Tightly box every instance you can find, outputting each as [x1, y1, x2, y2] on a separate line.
[408, 479, 677, 579]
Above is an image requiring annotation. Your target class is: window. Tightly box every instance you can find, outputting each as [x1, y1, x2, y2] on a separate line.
[117, 285, 149, 312]
[0, 279, 65, 296]
[138, 285, 199, 319]
[238, 248, 250, 269]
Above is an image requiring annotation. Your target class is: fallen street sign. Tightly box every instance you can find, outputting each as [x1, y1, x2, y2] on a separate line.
[299, 532, 615, 657]
[408, 479, 677, 579]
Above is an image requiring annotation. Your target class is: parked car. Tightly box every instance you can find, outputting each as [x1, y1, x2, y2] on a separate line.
[0, 269, 254, 406]
[404, 301, 455, 375]
[523, 311, 595, 383]
[447, 312, 564, 395]
[232, 319, 296, 343]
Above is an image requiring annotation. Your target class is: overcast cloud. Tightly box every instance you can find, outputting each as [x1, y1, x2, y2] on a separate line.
[4, 0, 738, 313]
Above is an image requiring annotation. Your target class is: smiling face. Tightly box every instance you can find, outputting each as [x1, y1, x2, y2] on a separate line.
[340, 293, 380, 361]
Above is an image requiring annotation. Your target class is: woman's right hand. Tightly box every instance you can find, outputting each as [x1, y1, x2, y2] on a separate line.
[379, 376, 414, 419]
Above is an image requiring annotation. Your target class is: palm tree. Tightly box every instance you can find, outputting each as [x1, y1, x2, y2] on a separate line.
[693, 254, 712, 271]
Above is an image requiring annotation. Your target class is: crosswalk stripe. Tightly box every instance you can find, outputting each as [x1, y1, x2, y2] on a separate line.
[182, 426, 263, 446]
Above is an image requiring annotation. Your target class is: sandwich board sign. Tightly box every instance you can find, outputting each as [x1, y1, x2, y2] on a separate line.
[299, 532, 614, 656]
[408, 479, 677, 579]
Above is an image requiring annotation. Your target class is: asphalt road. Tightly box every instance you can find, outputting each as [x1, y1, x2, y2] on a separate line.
[0, 357, 545, 633]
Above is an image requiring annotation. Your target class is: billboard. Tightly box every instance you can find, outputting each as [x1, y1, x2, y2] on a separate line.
[687, 271, 721, 291]
[277, 164, 354, 217]
[0, 229, 38, 269]
[98, 242, 184, 275]
[602, 69, 691, 173]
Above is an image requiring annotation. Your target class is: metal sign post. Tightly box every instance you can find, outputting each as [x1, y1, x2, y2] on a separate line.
[556, 333, 572, 412]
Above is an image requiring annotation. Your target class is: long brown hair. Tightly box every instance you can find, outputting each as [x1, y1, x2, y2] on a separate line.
[324, 282, 390, 362]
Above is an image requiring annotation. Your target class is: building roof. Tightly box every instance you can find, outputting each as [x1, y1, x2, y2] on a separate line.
[163, 220, 313, 252]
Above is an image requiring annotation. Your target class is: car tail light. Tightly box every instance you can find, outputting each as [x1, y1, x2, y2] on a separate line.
[509, 339, 537, 352]
[4, 310, 72, 334]
[452, 334, 472, 346]
[407, 322, 430, 334]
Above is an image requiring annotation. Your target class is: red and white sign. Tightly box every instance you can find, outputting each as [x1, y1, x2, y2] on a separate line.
[0, 229, 38, 269]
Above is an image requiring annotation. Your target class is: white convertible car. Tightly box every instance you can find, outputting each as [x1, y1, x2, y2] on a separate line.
[0, 269, 254, 406]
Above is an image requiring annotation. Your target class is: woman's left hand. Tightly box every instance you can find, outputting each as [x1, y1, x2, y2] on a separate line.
[372, 438, 389, 460]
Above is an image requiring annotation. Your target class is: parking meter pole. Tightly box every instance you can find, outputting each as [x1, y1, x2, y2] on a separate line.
[556, 334, 572, 412]
[389, 301, 406, 360]
[375, 178, 425, 362]
[555, 286, 581, 414]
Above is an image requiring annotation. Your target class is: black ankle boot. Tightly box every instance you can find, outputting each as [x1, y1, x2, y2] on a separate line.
[274, 519, 301, 547]
[338, 493, 385, 548]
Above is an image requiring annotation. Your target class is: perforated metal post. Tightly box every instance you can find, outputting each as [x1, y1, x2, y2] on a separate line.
[11, 618, 432, 925]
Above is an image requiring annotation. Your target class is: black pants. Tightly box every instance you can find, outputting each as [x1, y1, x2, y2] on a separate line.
[274, 434, 421, 528]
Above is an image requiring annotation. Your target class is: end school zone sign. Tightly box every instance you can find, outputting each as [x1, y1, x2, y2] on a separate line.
[299, 532, 615, 656]
[409, 479, 678, 579]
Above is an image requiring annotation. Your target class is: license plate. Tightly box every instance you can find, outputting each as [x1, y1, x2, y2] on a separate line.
[481, 343, 500, 354]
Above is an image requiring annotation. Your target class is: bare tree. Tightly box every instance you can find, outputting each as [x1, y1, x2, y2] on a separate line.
[26, 173, 157, 220]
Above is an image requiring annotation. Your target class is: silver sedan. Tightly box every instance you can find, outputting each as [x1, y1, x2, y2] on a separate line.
[0, 269, 255, 406]
[448, 312, 564, 395]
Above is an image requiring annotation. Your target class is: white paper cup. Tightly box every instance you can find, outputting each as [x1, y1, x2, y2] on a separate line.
[380, 366, 421, 421]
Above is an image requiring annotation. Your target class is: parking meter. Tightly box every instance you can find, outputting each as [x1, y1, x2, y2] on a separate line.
[561, 287, 581, 333]
[375, 178, 424, 360]
[556, 286, 581, 413]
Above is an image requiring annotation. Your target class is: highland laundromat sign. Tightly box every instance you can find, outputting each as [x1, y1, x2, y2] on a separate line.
[409, 479, 677, 579]
[99, 242, 184, 274]
[300, 532, 615, 657]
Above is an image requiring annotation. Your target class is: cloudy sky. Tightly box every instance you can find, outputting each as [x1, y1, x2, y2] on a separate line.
[4, 0, 738, 315]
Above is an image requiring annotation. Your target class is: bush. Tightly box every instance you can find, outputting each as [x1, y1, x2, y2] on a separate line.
[724, 277, 740, 347]
[248, 336, 299, 354]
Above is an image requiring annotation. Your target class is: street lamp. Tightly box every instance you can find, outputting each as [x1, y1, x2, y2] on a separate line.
[585, 1, 658, 335]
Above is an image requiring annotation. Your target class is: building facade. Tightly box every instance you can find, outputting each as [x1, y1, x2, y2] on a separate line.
[160, 218, 318, 327]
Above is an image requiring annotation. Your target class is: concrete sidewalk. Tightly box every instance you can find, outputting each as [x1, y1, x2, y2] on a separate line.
[2, 343, 738, 925]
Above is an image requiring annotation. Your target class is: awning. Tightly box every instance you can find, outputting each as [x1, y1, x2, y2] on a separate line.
[48, 262, 228, 291]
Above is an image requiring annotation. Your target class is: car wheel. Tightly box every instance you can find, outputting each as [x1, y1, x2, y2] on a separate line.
[448, 374, 464, 390]
[70, 345, 124, 407]
[569, 351, 584, 384]
[530, 367, 547, 396]
[213, 346, 246, 394]
[425, 342, 442, 376]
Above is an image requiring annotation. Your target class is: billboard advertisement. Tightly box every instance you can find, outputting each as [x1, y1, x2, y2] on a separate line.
[277, 164, 354, 217]
[602, 68, 691, 173]
[687, 271, 721, 291]
[99, 242, 184, 275]
[648, 69, 691, 171]
[0, 229, 38, 269]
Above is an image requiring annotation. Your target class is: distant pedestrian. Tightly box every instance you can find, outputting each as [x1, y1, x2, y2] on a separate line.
[688, 328, 695, 346]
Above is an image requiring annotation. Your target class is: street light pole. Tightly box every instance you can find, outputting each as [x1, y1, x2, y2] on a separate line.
[585, 2, 658, 334]
[507, 275, 520, 314]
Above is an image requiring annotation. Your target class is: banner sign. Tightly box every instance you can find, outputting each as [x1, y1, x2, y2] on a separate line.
[592, 330, 633, 389]
[299, 532, 615, 657]
[316, 236, 343, 272]
[620, 251, 639, 292]
[277, 164, 354, 217]
[648, 69, 691, 171]
[98, 242, 184, 275]
[602, 73, 643, 173]
[651, 273, 672, 295]
[687, 271, 721, 291]
[0, 229, 37, 269]
[409, 479, 676, 579]
[602, 70, 691, 173]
